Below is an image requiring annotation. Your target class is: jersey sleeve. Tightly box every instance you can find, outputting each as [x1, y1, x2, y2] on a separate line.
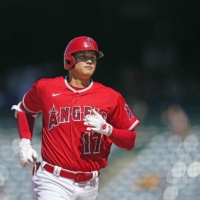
[21, 80, 42, 115]
[108, 93, 140, 131]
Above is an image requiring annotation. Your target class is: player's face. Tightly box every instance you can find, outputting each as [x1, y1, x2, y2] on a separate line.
[71, 51, 97, 79]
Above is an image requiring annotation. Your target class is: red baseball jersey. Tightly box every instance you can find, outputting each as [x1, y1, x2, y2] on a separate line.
[21, 76, 140, 171]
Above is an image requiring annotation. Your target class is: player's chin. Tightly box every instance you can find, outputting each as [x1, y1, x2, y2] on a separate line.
[82, 69, 95, 77]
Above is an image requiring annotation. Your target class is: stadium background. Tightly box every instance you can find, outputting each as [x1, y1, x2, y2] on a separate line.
[1, 0, 200, 199]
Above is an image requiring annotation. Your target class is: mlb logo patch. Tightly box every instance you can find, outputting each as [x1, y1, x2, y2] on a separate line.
[124, 104, 134, 120]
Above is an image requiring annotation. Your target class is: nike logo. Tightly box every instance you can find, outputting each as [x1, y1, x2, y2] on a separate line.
[52, 93, 62, 97]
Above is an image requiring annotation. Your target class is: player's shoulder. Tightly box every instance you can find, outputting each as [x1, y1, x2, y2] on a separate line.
[93, 82, 121, 97]
[36, 76, 64, 83]
[35, 76, 64, 86]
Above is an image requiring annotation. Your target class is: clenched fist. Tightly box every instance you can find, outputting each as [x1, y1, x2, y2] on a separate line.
[83, 109, 113, 136]
[18, 138, 38, 168]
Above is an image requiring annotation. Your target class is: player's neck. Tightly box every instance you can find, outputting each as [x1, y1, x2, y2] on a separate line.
[67, 76, 91, 88]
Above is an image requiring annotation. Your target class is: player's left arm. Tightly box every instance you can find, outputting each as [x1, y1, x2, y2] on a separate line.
[108, 128, 137, 150]
[83, 108, 139, 151]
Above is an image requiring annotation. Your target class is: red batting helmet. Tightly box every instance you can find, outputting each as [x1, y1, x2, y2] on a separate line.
[64, 36, 104, 70]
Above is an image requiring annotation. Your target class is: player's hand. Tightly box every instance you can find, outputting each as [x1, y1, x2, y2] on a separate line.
[83, 109, 113, 136]
[18, 138, 38, 168]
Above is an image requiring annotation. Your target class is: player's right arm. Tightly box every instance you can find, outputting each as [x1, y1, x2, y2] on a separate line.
[11, 80, 42, 168]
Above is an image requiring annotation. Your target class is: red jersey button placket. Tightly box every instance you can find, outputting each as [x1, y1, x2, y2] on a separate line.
[74, 92, 80, 128]
[74, 92, 79, 104]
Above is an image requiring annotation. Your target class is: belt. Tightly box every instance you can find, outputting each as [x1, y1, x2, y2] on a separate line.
[43, 163, 100, 183]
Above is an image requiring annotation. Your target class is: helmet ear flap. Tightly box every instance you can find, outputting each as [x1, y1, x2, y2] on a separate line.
[64, 54, 75, 70]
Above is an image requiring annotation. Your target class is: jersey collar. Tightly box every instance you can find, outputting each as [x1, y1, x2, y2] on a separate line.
[64, 75, 93, 93]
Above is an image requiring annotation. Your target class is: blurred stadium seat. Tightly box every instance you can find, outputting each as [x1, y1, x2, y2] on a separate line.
[97, 126, 200, 200]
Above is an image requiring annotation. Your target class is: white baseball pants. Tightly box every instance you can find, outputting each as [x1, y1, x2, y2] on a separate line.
[32, 161, 100, 200]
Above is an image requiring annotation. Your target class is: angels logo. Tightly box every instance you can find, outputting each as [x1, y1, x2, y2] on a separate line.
[47, 105, 108, 130]
[124, 104, 134, 120]
[48, 105, 59, 130]
[87, 37, 94, 48]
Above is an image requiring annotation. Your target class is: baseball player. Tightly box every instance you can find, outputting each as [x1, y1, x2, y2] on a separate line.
[11, 36, 140, 200]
